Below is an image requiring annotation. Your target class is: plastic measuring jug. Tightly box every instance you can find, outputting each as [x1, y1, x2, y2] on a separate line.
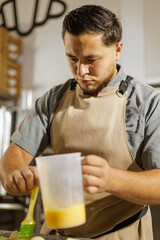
[36, 152, 86, 229]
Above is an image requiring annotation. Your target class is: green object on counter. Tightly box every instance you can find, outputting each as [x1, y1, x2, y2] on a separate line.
[19, 186, 39, 239]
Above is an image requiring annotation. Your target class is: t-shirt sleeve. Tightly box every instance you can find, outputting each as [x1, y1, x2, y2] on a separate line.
[10, 79, 72, 157]
[141, 91, 160, 169]
[11, 89, 53, 156]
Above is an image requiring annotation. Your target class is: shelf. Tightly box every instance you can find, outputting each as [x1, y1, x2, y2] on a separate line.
[0, 90, 18, 101]
[0, 27, 22, 99]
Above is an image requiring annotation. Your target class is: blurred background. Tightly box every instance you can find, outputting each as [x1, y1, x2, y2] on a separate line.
[0, 0, 160, 239]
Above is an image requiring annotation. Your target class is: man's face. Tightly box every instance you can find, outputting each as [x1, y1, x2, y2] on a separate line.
[64, 31, 122, 96]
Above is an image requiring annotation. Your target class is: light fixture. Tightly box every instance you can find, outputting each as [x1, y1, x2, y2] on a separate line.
[0, 0, 67, 36]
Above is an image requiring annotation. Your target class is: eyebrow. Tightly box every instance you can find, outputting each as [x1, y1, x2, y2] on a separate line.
[65, 53, 101, 58]
[66, 53, 76, 57]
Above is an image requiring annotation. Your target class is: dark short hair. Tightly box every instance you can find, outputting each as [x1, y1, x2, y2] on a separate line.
[62, 5, 122, 46]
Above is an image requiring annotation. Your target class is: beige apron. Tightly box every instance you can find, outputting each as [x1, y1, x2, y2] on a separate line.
[41, 85, 153, 240]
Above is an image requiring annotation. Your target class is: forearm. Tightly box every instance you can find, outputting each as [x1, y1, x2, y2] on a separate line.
[108, 167, 160, 205]
[0, 142, 33, 183]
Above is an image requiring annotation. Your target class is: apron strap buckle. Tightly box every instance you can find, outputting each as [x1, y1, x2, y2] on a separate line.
[116, 75, 133, 97]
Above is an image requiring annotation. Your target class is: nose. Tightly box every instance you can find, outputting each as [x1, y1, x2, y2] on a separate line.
[76, 62, 89, 76]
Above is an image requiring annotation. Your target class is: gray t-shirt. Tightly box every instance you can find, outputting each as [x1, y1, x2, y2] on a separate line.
[11, 65, 160, 170]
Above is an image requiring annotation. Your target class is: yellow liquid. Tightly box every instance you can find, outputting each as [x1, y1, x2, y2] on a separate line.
[45, 203, 86, 228]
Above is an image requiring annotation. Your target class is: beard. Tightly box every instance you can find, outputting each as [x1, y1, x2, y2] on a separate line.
[81, 65, 117, 97]
[82, 78, 111, 97]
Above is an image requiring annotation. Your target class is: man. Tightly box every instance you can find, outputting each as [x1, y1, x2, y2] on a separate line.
[0, 4, 160, 240]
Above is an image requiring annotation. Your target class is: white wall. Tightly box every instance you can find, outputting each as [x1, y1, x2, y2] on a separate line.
[119, 0, 145, 82]
[144, 0, 160, 83]
[120, 0, 160, 85]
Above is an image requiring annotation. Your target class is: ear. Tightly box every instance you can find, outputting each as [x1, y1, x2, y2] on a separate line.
[115, 42, 123, 61]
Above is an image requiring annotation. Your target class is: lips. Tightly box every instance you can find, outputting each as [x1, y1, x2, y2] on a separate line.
[78, 78, 93, 84]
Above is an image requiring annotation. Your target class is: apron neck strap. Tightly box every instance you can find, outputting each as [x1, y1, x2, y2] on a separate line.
[70, 75, 134, 93]
[118, 75, 133, 95]
[70, 79, 77, 90]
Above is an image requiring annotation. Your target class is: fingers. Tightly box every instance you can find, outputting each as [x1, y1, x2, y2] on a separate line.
[3, 166, 39, 195]
[4, 174, 20, 194]
[83, 173, 100, 194]
[81, 155, 103, 167]
[81, 155, 110, 194]
[81, 155, 107, 177]
[16, 167, 34, 192]
[29, 166, 40, 187]
[82, 164, 100, 177]
[85, 186, 99, 194]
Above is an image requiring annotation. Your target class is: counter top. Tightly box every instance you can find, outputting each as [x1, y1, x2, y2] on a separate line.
[0, 230, 91, 240]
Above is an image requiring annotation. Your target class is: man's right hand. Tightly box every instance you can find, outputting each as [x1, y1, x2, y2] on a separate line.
[0, 142, 36, 195]
[2, 166, 39, 195]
